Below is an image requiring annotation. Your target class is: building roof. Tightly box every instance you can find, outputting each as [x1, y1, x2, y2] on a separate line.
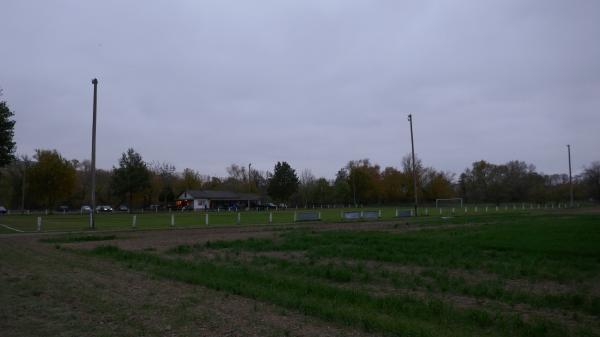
[178, 190, 261, 201]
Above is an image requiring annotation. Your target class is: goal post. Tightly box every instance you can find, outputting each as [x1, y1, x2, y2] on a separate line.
[435, 198, 463, 208]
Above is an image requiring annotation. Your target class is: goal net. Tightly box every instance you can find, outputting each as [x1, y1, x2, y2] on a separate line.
[436, 198, 463, 208]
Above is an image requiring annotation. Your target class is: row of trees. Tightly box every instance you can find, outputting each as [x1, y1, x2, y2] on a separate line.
[2, 146, 598, 210]
[459, 160, 600, 203]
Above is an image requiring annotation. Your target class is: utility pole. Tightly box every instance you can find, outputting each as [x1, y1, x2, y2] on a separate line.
[248, 163, 252, 191]
[90, 78, 98, 229]
[567, 144, 573, 207]
[408, 114, 418, 216]
[248, 163, 251, 209]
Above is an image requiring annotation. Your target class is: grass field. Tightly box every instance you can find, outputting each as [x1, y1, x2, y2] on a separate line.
[0, 204, 566, 234]
[1, 210, 599, 336]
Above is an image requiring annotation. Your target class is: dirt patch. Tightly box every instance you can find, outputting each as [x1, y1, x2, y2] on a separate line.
[0, 237, 379, 337]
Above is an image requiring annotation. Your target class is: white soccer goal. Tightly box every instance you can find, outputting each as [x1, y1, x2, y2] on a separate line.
[435, 198, 463, 208]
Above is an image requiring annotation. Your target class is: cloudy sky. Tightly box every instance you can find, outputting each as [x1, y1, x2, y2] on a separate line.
[1, 0, 599, 178]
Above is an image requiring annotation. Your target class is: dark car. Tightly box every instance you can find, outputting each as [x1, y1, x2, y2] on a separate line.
[57, 205, 69, 213]
[118, 205, 129, 212]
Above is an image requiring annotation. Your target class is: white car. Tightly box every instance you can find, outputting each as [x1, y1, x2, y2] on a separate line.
[96, 205, 113, 212]
[81, 205, 92, 213]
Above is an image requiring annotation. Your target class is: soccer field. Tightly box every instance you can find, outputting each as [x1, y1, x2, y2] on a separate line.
[0, 204, 563, 234]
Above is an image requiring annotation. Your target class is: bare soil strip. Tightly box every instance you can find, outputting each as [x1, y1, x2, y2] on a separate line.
[0, 237, 378, 337]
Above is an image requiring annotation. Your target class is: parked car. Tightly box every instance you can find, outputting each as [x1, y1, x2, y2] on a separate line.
[96, 205, 113, 212]
[118, 205, 129, 212]
[81, 205, 92, 213]
[0, 206, 7, 214]
[255, 203, 277, 211]
[57, 205, 69, 213]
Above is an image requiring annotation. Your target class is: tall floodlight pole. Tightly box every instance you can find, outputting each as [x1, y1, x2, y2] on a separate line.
[248, 163, 252, 209]
[408, 114, 418, 217]
[90, 78, 98, 229]
[567, 144, 573, 207]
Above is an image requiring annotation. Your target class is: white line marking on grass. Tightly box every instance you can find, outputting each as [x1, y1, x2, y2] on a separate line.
[0, 224, 24, 232]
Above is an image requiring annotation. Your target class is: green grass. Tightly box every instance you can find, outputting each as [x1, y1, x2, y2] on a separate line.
[85, 212, 600, 337]
[89, 245, 566, 337]
[0, 205, 550, 233]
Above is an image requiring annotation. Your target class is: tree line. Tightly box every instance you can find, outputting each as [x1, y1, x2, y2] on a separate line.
[0, 147, 598, 210]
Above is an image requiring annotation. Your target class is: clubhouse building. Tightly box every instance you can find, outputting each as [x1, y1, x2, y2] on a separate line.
[176, 190, 261, 210]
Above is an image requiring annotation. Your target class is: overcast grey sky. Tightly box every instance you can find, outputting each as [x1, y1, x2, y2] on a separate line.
[1, 0, 599, 178]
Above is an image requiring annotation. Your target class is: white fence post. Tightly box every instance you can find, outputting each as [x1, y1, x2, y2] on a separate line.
[425, 208, 428, 216]
[132, 215, 137, 228]
[269, 212, 273, 224]
[395, 208, 399, 217]
[237, 212, 241, 225]
[205, 213, 209, 225]
[171, 214, 175, 227]
[379, 209, 382, 218]
[37, 217, 42, 232]
[318, 211, 321, 220]
[294, 212, 297, 222]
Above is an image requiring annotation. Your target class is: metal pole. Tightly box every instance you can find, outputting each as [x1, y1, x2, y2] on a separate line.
[90, 78, 98, 229]
[567, 144, 573, 207]
[248, 163, 251, 209]
[408, 114, 418, 216]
